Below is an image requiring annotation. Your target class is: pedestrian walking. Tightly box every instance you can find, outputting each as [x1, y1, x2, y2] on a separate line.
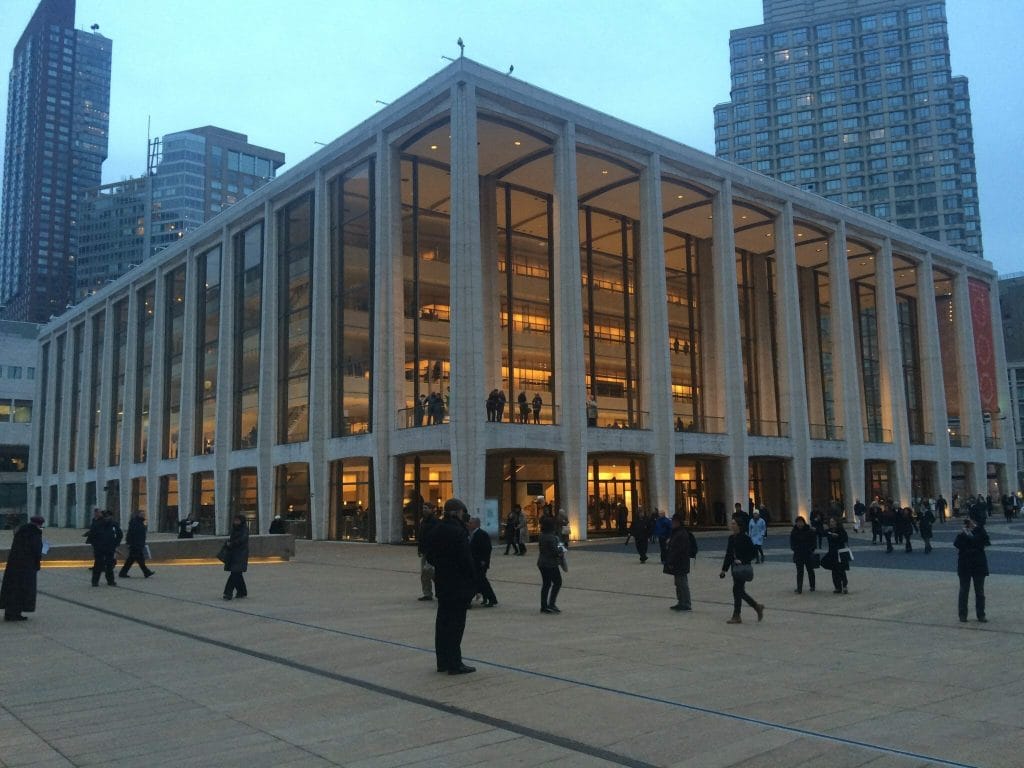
[537, 516, 563, 614]
[1, 515, 45, 621]
[919, 504, 936, 553]
[422, 498, 477, 674]
[900, 507, 915, 553]
[853, 498, 866, 533]
[719, 519, 764, 624]
[87, 510, 122, 587]
[653, 509, 672, 563]
[664, 513, 692, 611]
[822, 517, 851, 594]
[221, 514, 249, 600]
[468, 516, 498, 607]
[955, 517, 990, 623]
[631, 509, 651, 562]
[789, 516, 817, 593]
[119, 510, 155, 578]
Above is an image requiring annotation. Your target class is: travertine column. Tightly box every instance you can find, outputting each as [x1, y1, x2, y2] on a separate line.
[552, 121, 587, 539]
[308, 170, 331, 539]
[711, 179, 747, 506]
[75, 318, 94, 526]
[119, 287, 140, 524]
[829, 221, 865, 506]
[916, 256, 952, 502]
[876, 239, 911, 505]
[448, 81, 486, 514]
[96, 302, 115, 514]
[257, 201, 279, 533]
[178, 253, 200, 527]
[774, 202, 810, 519]
[373, 133, 404, 543]
[953, 268, 986, 492]
[639, 154, 674, 517]
[215, 227, 235, 531]
[148, 264, 168, 522]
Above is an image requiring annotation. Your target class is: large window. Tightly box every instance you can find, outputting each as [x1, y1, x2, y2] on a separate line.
[87, 313, 104, 468]
[68, 324, 83, 472]
[665, 210, 708, 431]
[195, 246, 221, 454]
[853, 280, 884, 441]
[109, 299, 129, 465]
[233, 222, 263, 448]
[497, 183, 555, 424]
[278, 194, 314, 444]
[163, 269, 185, 459]
[737, 249, 783, 436]
[330, 160, 374, 437]
[897, 292, 925, 443]
[134, 283, 156, 462]
[50, 334, 65, 473]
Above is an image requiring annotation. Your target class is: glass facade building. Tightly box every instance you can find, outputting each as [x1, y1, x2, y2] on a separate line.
[714, 0, 983, 257]
[29, 59, 1016, 539]
[0, 0, 111, 323]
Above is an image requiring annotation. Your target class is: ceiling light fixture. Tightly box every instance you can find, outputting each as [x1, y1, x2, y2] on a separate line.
[429, 144, 438, 150]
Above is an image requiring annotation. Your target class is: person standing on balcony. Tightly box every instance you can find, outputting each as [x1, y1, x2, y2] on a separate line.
[531, 393, 543, 424]
[517, 391, 529, 423]
[586, 393, 598, 427]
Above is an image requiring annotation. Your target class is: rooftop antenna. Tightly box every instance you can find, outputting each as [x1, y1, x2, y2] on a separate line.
[457, 37, 465, 58]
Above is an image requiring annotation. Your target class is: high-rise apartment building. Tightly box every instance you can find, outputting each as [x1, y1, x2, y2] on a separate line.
[0, 0, 111, 322]
[715, 0, 982, 256]
[75, 127, 284, 299]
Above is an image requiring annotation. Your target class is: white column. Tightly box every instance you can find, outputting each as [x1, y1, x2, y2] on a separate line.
[552, 121, 587, 540]
[916, 256, 951, 501]
[372, 133, 404, 543]
[75, 318, 93, 526]
[257, 201, 279, 534]
[178, 253, 200, 527]
[953, 268, 986, 492]
[875, 239, 911, 505]
[989, 276, 1018, 487]
[829, 221, 865, 506]
[96, 302, 115, 512]
[711, 179, 748, 506]
[448, 81, 486, 513]
[214, 227, 235, 532]
[638, 154, 674, 517]
[148, 267, 168, 522]
[774, 202, 810, 520]
[308, 169, 331, 539]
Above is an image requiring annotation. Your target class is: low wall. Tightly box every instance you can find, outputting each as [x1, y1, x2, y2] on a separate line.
[1, 534, 295, 564]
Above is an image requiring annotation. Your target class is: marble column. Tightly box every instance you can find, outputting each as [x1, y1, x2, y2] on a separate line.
[875, 239, 911, 505]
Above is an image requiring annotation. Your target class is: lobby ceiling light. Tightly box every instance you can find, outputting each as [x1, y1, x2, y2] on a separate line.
[513, 139, 521, 146]
[429, 144, 438, 150]
[601, 169, 609, 175]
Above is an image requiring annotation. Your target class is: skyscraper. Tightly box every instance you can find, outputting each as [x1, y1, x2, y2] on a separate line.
[0, 0, 111, 322]
[75, 126, 284, 299]
[715, 0, 982, 256]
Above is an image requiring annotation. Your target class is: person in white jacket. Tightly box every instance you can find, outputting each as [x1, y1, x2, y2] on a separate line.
[748, 508, 767, 564]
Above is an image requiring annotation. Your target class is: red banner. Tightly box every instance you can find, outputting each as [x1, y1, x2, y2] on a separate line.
[968, 278, 998, 413]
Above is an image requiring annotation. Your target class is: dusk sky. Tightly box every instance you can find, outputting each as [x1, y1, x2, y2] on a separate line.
[2, 0, 1021, 274]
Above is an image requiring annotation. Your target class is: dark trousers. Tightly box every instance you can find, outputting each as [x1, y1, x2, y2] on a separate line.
[871, 520, 882, 543]
[958, 573, 986, 619]
[658, 537, 669, 562]
[435, 598, 469, 671]
[795, 562, 815, 592]
[731, 576, 758, 615]
[635, 537, 649, 561]
[476, 568, 497, 605]
[904, 534, 913, 553]
[754, 544, 765, 563]
[223, 572, 247, 597]
[831, 567, 848, 591]
[119, 554, 152, 577]
[91, 552, 116, 585]
[884, 528, 893, 552]
[539, 565, 562, 608]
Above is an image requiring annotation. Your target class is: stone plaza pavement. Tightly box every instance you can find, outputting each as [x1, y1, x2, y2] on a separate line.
[1, 532, 1022, 768]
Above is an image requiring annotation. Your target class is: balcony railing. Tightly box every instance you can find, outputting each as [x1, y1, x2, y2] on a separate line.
[910, 431, 934, 446]
[487, 404, 560, 425]
[398, 405, 449, 429]
[985, 435, 1002, 449]
[809, 423, 844, 441]
[674, 415, 727, 434]
[864, 425, 893, 443]
[948, 430, 968, 447]
[589, 407, 649, 430]
[748, 420, 790, 438]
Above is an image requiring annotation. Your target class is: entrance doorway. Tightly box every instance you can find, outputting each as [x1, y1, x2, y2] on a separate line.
[587, 456, 647, 536]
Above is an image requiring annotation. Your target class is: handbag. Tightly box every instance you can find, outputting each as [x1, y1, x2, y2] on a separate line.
[216, 544, 230, 564]
[732, 563, 754, 582]
[558, 551, 569, 573]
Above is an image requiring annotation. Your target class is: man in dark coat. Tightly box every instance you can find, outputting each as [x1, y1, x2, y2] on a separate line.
[955, 517, 990, 622]
[664, 513, 692, 611]
[422, 497, 477, 674]
[631, 510, 651, 562]
[222, 514, 250, 600]
[468, 516, 498, 607]
[1, 516, 45, 621]
[119, 510, 154, 578]
[87, 510, 122, 586]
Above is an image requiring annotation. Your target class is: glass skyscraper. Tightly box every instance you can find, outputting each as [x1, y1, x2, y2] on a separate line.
[0, 0, 112, 322]
[715, 0, 982, 256]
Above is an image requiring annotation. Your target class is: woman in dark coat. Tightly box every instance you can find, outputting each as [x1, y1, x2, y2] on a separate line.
[222, 514, 250, 600]
[719, 518, 764, 623]
[119, 510, 154, 578]
[822, 516, 850, 594]
[955, 517, 990, 622]
[789, 515, 817, 594]
[918, 505, 935, 554]
[1, 515, 44, 621]
[537, 516, 563, 613]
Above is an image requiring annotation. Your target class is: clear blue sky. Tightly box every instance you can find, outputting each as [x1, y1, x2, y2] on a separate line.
[1, 0, 1020, 274]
